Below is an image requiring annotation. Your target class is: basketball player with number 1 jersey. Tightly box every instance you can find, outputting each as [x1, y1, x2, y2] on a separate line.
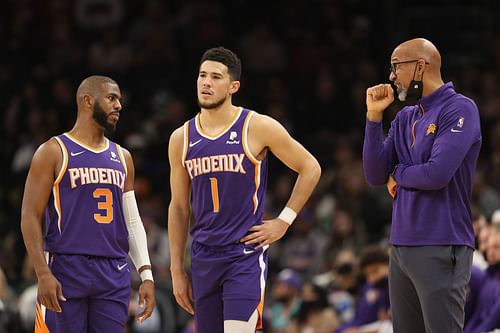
[21, 76, 155, 333]
[168, 47, 321, 333]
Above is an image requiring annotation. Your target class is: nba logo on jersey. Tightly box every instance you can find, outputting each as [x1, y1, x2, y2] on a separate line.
[457, 117, 465, 128]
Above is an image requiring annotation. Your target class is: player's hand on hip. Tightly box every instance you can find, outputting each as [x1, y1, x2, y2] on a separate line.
[171, 271, 194, 315]
[136, 280, 156, 323]
[240, 219, 289, 248]
[37, 271, 66, 312]
[366, 84, 394, 121]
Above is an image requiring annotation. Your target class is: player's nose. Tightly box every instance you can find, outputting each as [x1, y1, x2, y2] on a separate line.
[201, 77, 212, 87]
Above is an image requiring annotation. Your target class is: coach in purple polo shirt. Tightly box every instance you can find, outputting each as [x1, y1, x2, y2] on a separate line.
[363, 38, 482, 333]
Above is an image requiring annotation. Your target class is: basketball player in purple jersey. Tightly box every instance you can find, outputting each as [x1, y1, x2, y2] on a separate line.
[20, 76, 155, 332]
[168, 47, 321, 333]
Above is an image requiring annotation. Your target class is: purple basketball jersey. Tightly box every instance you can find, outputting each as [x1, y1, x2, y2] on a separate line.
[44, 133, 129, 258]
[183, 108, 268, 246]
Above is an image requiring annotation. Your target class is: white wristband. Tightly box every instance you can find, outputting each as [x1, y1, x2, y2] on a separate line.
[140, 269, 154, 282]
[278, 207, 297, 225]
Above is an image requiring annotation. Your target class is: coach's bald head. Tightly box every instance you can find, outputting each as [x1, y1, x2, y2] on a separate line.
[393, 38, 441, 74]
[391, 38, 444, 97]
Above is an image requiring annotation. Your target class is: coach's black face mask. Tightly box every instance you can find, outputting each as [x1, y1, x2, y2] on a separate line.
[404, 63, 424, 103]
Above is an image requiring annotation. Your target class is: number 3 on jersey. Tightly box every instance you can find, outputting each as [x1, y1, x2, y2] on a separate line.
[93, 188, 113, 223]
[209, 177, 220, 213]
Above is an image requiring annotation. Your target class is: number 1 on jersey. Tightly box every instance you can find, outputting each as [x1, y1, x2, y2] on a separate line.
[209, 177, 220, 213]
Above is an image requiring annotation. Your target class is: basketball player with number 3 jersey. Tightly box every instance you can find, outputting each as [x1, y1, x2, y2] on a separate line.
[21, 76, 155, 332]
[168, 47, 321, 333]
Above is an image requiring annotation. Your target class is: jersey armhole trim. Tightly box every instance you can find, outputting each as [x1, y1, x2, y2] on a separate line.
[182, 121, 189, 166]
[52, 137, 67, 234]
[242, 111, 260, 165]
[53, 136, 68, 184]
[116, 143, 128, 176]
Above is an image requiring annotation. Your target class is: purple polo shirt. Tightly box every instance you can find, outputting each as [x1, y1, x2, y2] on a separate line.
[363, 82, 481, 247]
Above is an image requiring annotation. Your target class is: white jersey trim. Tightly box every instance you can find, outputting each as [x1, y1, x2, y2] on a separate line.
[63, 132, 109, 153]
[194, 107, 243, 140]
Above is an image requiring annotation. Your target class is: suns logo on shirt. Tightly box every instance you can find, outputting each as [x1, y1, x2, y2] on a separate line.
[426, 123, 437, 136]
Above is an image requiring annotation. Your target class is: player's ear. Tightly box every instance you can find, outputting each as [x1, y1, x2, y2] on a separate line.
[229, 81, 240, 94]
[83, 94, 94, 109]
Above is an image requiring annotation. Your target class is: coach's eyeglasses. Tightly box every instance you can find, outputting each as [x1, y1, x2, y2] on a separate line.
[390, 59, 429, 75]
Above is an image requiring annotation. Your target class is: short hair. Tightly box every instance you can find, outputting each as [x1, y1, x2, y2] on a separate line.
[359, 245, 389, 271]
[200, 47, 241, 81]
[76, 75, 118, 99]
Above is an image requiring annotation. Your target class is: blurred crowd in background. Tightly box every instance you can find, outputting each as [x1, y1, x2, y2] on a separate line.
[1, 0, 499, 332]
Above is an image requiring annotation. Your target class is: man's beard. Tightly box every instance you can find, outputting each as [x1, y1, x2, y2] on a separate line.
[197, 95, 227, 110]
[92, 102, 116, 131]
[396, 84, 408, 102]
[396, 80, 423, 103]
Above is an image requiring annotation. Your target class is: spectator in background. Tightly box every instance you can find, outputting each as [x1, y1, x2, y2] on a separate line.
[288, 281, 339, 333]
[317, 248, 359, 324]
[238, 22, 287, 75]
[336, 245, 391, 333]
[279, 208, 329, 277]
[0, 267, 22, 333]
[472, 207, 489, 270]
[88, 30, 133, 73]
[464, 224, 500, 333]
[472, 170, 500, 220]
[492, 209, 500, 228]
[75, 0, 125, 31]
[265, 269, 303, 333]
[325, 209, 367, 263]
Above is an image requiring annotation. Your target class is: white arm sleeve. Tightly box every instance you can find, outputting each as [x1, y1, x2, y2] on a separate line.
[123, 191, 152, 277]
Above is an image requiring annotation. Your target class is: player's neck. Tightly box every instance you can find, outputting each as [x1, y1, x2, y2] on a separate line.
[199, 104, 239, 133]
[68, 121, 107, 149]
